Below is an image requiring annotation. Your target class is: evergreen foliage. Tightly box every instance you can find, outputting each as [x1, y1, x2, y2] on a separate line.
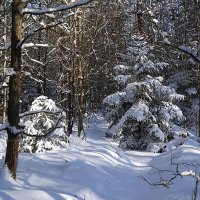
[20, 96, 68, 153]
[103, 35, 189, 152]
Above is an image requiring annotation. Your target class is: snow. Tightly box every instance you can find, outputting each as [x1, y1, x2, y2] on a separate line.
[155, 62, 169, 69]
[149, 124, 165, 141]
[103, 92, 126, 106]
[163, 38, 171, 45]
[153, 18, 159, 24]
[0, 116, 200, 200]
[179, 45, 197, 56]
[120, 102, 149, 122]
[186, 87, 197, 95]
[6, 68, 16, 76]
[0, 42, 11, 51]
[20, 96, 67, 152]
[22, 43, 49, 49]
[30, 96, 61, 112]
[114, 64, 129, 71]
[0, 132, 6, 158]
[114, 75, 131, 84]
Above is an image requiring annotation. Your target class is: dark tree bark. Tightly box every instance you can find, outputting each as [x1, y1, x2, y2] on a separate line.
[5, 132, 20, 178]
[77, 11, 84, 137]
[5, 0, 24, 178]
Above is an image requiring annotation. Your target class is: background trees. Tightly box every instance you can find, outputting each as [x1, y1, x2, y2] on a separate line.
[0, 0, 94, 178]
[103, 0, 199, 152]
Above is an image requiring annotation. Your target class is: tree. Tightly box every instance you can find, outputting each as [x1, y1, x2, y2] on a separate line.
[103, 34, 187, 152]
[5, 0, 24, 179]
[127, 0, 200, 137]
[85, 0, 128, 110]
[20, 96, 67, 153]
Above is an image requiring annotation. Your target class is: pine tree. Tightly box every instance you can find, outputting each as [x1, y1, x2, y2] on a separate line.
[104, 34, 188, 152]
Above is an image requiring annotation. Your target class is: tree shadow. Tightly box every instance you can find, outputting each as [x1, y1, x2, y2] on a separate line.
[0, 191, 15, 200]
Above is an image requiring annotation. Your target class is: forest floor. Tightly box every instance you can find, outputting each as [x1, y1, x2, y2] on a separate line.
[0, 114, 200, 200]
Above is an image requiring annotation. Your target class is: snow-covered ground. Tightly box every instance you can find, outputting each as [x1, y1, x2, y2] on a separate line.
[0, 115, 200, 200]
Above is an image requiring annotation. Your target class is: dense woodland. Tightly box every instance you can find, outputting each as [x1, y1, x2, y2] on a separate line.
[0, 0, 200, 194]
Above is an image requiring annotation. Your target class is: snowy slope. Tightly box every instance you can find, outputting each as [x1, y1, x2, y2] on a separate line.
[0, 115, 200, 200]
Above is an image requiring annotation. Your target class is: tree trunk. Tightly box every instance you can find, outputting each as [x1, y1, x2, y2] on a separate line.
[137, 0, 145, 34]
[5, 0, 23, 178]
[77, 11, 84, 137]
[37, 13, 42, 95]
[66, 12, 74, 135]
[5, 132, 20, 178]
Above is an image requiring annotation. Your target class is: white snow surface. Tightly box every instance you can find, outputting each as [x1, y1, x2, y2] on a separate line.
[0, 115, 200, 200]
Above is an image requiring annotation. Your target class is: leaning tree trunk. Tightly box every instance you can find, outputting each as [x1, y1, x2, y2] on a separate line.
[5, 0, 23, 179]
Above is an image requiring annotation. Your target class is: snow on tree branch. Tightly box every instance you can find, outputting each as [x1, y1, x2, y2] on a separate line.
[20, 96, 68, 152]
[19, 21, 64, 48]
[19, 110, 64, 118]
[23, 0, 94, 15]
[0, 42, 11, 51]
[163, 41, 200, 64]
[22, 43, 49, 48]
[0, 123, 9, 132]
[23, 115, 65, 138]
[19, 11, 77, 49]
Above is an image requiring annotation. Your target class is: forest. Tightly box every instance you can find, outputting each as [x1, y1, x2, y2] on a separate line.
[0, 0, 200, 199]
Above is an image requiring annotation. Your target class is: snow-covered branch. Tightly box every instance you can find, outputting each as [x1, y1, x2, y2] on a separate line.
[23, 115, 65, 138]
[22, 43, 48, 48]
[0, 42, 11, 51]
[23, 0, 94, 15]
[19, 109, 63, 118]
[163, 41, 200, 64]
[19, 21, 64, 48]
[19, 11, 77, 49]
[29, 58, 45, 66]
[0, 123, 9, 132]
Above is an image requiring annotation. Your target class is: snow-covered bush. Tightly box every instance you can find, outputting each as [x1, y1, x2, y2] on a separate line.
[103, 35, 189, 152]
[20, 96, 68, 153]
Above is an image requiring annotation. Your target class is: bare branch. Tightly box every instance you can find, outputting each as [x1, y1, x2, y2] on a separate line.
[140, 154, 200, 200]
[19, 21, 64, 48]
